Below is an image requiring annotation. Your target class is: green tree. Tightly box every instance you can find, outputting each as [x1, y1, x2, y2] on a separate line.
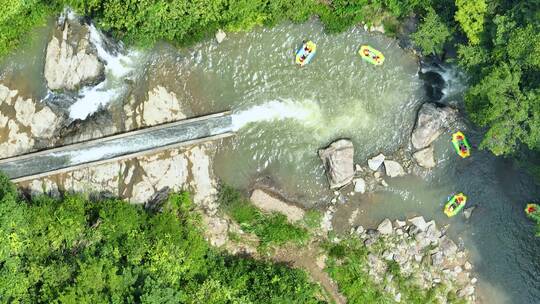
[0, 175, 323, 303]
[454, 0, 487, 44]
[464, 63, 540, 155]
[0, 0, 60, 57]
[412, 7, 452, 55]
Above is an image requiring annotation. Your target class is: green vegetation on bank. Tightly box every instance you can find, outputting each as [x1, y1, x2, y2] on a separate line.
[325, 239, 466, 304]
[0, 0, 60, 57]
[218, 185, 310, 250]
[0, 174, 323, 303]
[411, 1, 540, 157]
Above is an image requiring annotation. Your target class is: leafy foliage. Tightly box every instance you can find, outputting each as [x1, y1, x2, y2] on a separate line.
[218, 186, 310, 249]
[0, 0, 60, 57]
[0, 176, 323, 303]
[454, 0, 487, 45]
[412, 7, 452, 55]
[457, 2, 540, 155]
[325, 239, 394, 303]
[325, 238, 463, 304]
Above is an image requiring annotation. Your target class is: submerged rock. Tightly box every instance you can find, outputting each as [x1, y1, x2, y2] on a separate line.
[463, 206, 475, 220]
[384, 160, 405, 177]
[411, 103, 457, 150]
[413, 146, 436, 168]
[44, 19, 104, 91]
[318, 139, 355, 189]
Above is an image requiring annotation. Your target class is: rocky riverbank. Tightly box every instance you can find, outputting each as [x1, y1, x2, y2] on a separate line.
[355, 216, 477, 303]
[203, 187, 477, 303]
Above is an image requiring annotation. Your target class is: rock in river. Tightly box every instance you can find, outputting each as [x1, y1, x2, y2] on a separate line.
[353, 177, 366, 193]
[413, 146, 436, 168]
[215, 29, 227, 43]
[384, 160, 405, 177]
[44, 18, 104, 91]
[377, 218, 393, 235]
[411, 103, 457, 150]
[368, 153, 385, 171]
[319, 139, 354, 189]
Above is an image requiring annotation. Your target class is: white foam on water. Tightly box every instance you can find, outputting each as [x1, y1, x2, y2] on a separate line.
[68, 24, 140, 120]
[231, 99, 322, 131]
[52, 144, 126, 164]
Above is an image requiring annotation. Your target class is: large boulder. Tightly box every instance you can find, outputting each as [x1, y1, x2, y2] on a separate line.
[411, 103, 457, 150]
[44, 19, 104, 91]
[409, 216, 428, 231]
[413, 146, 436, 168]
[319, 139, 354, 189]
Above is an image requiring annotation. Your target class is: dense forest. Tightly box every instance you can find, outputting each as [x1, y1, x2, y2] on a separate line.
[0, 175, 325, 303]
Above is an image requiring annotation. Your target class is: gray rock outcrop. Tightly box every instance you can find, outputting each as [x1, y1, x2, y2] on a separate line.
[0, 84, 62, 158]
[411, 103, 457, 150]
[319, 139, 354, 189]
[353, 217, 477, 303]
[123, 86, 186, 130]
[44, 19, 104, 91]
[250, 189, 305, 222]
[413, 146, 436, 168]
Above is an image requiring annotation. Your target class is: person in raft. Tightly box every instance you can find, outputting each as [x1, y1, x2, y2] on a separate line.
[300, 45, 312, 63]
[448, 196, 464, 212]
[459, 142, 467, 153]
[363, 48, 379, 62]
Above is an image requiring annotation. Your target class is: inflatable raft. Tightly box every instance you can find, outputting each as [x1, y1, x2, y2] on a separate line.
[452, 131, 471, 158]
[296, 40, 316, 67]
[525, 203, 540, 222]
[358, 45, 385, 65]
[444, 193, 467, 217]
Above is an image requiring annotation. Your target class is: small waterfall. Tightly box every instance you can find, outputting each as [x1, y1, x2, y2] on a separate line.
[420, 62, 466, 102]
[67, 20, 140, 120]
[231, 99, 322, 131]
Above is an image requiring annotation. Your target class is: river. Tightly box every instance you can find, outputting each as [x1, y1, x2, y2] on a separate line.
[1, 18, 539, 304]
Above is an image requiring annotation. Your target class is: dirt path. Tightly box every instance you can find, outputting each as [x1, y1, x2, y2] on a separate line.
[273, 242, 346, 304]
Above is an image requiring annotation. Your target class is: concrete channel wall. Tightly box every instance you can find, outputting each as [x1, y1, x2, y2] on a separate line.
[0, 112, 234, 182]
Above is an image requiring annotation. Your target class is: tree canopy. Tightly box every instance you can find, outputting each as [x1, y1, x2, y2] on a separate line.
[0, 174, 323, 303]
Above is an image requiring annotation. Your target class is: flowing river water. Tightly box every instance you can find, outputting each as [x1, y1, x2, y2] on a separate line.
[1, 19, 539, 304]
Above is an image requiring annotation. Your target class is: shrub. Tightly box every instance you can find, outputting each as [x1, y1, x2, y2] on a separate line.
[219, 186, 309, 249]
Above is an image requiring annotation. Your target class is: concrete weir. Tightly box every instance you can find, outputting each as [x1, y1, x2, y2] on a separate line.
[0, 112, 234, 182]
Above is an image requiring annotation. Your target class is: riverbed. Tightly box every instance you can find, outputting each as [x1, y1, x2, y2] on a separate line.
[1, 18, 539, 304]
